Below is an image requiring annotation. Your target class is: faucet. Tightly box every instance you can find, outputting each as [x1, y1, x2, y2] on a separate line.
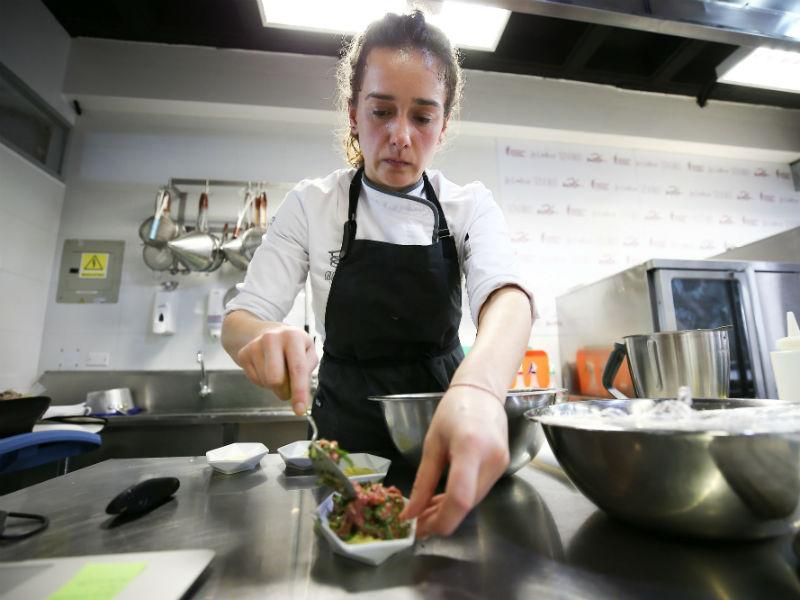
[197, 350, 212, 398]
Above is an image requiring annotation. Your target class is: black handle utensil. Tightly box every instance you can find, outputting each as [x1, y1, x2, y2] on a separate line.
[106, 477, 180, 516]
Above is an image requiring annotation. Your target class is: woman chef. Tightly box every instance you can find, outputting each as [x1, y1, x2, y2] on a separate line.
[222, 11, 535, 538]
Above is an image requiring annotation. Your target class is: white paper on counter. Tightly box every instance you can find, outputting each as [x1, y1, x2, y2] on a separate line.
[33, 422, 104, 434]
[42, 403, 91, 418]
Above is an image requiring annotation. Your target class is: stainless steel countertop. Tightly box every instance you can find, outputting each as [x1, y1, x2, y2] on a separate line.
[1, 452, 798, 599]
[101, 408, 301, 427]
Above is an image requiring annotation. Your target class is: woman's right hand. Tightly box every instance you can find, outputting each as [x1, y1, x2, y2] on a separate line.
[236, 324, 319, 415]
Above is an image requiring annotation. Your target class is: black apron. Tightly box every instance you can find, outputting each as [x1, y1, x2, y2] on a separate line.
[311, 168, 464, 461]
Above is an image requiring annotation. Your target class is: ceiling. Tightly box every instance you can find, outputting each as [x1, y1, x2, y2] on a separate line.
[41, 0, 800, 110]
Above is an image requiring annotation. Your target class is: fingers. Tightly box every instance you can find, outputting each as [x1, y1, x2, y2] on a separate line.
[422, 451, 481, 537]
[237, 327, 318, 411]
[400, 436, 446, 521]
[284, 333, 312, 414]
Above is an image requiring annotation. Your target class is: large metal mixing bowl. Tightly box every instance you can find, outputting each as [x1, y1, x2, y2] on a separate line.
[526, 398, 800, 540]
[369, 388, 564, 476]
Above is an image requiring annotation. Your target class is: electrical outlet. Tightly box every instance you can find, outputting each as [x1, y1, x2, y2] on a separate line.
[86, 352, 110, 367]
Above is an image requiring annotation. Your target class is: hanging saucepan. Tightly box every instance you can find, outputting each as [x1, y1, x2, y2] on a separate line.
[138, 188, 180, 247]
[241, 191, 268, 262]
[222, 190, 256, 271]
[167, 192, 223, 272]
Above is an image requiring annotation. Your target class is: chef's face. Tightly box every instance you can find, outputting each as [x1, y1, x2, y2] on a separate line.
[349, 47, 448, 190]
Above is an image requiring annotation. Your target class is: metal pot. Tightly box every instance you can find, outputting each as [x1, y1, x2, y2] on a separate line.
[86, 387, 136, 415]
[602, 326, 731, 400]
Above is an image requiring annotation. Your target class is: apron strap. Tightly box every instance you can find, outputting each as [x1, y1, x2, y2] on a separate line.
[340, 168, 455, 258]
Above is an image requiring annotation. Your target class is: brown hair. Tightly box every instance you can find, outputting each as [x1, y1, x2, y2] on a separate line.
[336, 10, 463, 168]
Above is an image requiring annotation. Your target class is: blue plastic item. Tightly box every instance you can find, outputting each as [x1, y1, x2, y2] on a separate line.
[0, 430, 101, 474]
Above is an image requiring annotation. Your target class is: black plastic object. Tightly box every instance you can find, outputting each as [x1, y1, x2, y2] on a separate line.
[106, 477, 180, 516]
[0, 397, 51, 438]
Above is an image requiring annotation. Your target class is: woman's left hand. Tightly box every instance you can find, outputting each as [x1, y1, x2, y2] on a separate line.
[400, 385, 509, 538]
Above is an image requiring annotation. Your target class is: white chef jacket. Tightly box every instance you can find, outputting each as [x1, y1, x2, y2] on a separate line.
[226, 168, 535, 341]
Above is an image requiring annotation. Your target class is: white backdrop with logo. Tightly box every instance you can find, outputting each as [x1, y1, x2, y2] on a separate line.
[486, 138, 800, 382]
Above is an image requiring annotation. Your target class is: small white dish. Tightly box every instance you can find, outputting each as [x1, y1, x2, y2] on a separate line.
[277, 440, 313, 470]
[206, 442, 268, 474]
[277, 443, 391, 483]
[316, 493, 415, 566]
[344, 453, 391, 484]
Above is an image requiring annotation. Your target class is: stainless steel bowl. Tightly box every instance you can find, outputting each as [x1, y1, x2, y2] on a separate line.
[526, 398, 800, 540]
[369, 388, 564, 476]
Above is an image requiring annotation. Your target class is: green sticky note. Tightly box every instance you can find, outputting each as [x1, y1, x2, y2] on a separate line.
[47, 562, 147, 600]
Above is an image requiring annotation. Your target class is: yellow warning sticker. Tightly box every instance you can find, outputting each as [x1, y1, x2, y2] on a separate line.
[79, 253, 109, 279]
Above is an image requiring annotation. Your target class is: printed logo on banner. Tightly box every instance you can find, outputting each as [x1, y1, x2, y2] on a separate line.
[541, 233, 562, 245]
[636, 159, 658, 168]
[780, 196, 799, 204]
[737, 191, 752, 201]
[640, 184, 661, 195]
[719, 215, 734, 225]
[759, 192, 775, 203]
[622, 236, 640, 247]
[537, 204, 556, 215]
[649, 238, 667, 248]
[587, 153, 605, 163]
[591, 180, 610, 190]
[665, 185, 681, 196]
[699, 239, 716, 250]
[644, 210, 663, 221]
[754, 168, 769, 177]
[670, 212, 688, 223]
[776, 169, 790, 180]
[742, 216, 760, 226]
[561, 178, 581, 188]
[687, 161, 705, 173]
[511, 231, 532, 243]
[613, 155, 632, 166]
[559, 152, 582, 162]
[505, 146, 525, 158]
[567, 206, 587, 217]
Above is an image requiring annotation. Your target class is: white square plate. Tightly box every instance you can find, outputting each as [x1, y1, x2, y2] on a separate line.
[345, 453, 391, 484]
[277, 443, 391, 483]
[316, 493, 415, 566]
[206, 442, 268, 474]
[277, 440, 313, 470]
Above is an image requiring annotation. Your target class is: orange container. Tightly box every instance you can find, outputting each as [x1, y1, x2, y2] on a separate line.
[575, 347, 634, 398]
[511, 350, 550, 389]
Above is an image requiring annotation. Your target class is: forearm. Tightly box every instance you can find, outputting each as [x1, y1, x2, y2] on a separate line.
[221, 310, 285, 366]
[450, 286, 533, 399]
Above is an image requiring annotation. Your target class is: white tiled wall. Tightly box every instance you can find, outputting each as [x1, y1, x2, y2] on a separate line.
[0, 144, 65, 390]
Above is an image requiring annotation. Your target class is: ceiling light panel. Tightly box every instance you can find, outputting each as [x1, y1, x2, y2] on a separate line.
[257, 1, 510, 52]
[717, 46, 800, 94]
